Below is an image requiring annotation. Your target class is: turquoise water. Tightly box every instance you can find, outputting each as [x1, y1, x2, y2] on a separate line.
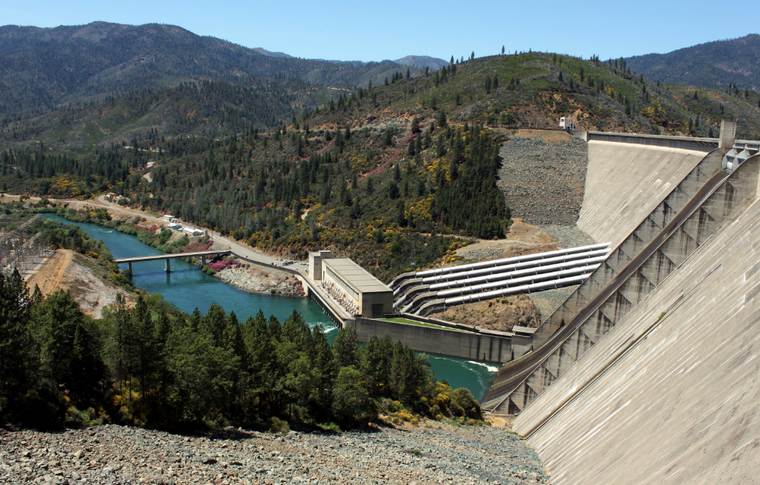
[43, 214, 495, 398]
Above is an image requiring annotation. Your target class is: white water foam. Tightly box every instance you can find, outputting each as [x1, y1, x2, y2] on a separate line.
[467, 361, 499, 373]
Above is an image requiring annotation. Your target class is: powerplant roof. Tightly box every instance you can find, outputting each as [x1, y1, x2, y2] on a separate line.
[323, 258, 391, 294]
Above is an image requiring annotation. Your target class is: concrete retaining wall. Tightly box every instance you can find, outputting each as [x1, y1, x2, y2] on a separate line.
[585, 131, 718, 151]
[484, 152, 760, 412]
[348, 318, 525, 364]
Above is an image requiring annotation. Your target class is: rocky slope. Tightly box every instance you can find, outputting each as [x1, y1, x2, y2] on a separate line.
[432, 295, 542, 330]
[26, 249, 132, 319]
[0, 423, 548, 484]
[215, 263, 305, 297]
[497, 131, 588, 226]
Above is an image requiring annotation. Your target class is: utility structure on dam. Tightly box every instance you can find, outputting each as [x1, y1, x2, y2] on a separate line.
[390, 243, 611, 315]
[482, 121, 760, 484]
[303, 250, 532, 364]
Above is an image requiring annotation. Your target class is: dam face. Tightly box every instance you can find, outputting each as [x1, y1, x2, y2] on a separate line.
[486, 129, 760, 483]
[577, 139, 707, 246]
[514, 167, 760, 484]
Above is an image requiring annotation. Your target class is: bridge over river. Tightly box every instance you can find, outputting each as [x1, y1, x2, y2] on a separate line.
[114, 249, 231, 273]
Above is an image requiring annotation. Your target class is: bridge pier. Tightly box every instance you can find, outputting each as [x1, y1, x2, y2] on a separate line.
[165, 259, 171, 273]
[127, 262, 133, 275]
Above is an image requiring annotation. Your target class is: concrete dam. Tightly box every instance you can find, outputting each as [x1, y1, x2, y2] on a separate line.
[484, 125, 760, 483]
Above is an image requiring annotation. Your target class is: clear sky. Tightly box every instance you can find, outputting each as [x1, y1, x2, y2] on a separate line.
[3, 0, 758, 61]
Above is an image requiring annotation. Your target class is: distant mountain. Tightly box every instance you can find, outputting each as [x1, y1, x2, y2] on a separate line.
[0, 21, 429, 119]
[251, 47, 292, 58]
[626, 34, 760, 90]
[394, 55, 448, 70]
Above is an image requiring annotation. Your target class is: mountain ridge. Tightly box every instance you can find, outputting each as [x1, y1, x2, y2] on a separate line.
[0, 21, 442, 120]
[625, 34, 760, 90]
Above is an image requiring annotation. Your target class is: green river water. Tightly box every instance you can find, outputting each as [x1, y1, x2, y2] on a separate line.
[44, 214, 496, 398]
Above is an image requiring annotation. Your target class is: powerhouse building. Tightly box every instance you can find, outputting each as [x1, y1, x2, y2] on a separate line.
[309, 251, 393, 318]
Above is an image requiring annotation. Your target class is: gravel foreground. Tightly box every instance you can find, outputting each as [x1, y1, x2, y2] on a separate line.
[0, 423, 548, 484]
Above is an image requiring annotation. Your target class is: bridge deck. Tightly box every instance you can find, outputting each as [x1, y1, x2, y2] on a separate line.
[114, 249, 230, 263]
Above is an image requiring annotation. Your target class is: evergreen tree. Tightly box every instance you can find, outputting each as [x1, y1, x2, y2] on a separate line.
[0, 270, 37, 421]
[333, 327, 360, 368]
[34, 291, 106, 407]
[332, 366, 375, 426]
[363, 336, 393, 397]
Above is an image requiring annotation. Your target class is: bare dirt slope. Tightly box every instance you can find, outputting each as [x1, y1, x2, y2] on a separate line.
[442, 220, 558, 330]
[26, 249, 72, 294]
[432, 294, 542, 330]
[27, 249, 130, 318]
[455, 219, 558, 262]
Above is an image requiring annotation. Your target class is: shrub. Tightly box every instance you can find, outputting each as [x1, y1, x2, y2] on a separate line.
[269, 416, 290, 434]
[451, 388, 482, 420]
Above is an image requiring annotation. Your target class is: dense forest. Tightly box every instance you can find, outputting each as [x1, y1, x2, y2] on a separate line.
[1, 80, 330, 148]
[0, 266, 480, 431]
[1, 118, 510, 280]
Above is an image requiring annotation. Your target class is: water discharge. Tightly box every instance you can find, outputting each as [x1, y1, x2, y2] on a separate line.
[43, 214, 495, 398]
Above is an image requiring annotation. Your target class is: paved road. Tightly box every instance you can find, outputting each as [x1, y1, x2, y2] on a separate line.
[483, 169, 729, 407]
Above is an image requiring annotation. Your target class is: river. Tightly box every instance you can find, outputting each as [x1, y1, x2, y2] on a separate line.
[44, 214, 495, 398]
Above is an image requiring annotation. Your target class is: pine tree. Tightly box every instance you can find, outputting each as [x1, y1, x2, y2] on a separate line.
[0, 270, 37, 420]
[332, 366, 375, 426]
[333, 327, 360, 368]
[362, 336, 393, 397]
[35, 291, 105, 406]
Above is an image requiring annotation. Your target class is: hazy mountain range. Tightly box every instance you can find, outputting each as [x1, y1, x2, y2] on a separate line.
[0, 21, 446, 118]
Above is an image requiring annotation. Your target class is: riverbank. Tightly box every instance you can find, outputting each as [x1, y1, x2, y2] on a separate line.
[33, 202, 300, 298]
[214, 263, 305, 297]
[0, 423, 548, 484]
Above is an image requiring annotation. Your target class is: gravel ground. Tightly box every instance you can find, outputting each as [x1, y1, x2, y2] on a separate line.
[0, 423, 549, 484]
[498, 136, 587, 226]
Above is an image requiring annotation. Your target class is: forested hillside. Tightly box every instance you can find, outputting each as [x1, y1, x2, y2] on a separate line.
[303, 52, 760, 137]
[626, 34, 760, 91]
[3, 52, 760, 280]
[1, 79, 329, 148]
[0, 22, 431, 121]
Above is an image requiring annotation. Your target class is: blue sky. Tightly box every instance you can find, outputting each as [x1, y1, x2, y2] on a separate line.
[3, 0, 758, 61]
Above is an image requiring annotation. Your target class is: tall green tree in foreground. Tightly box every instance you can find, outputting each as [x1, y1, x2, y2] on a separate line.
[1, 271, 481, 431]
